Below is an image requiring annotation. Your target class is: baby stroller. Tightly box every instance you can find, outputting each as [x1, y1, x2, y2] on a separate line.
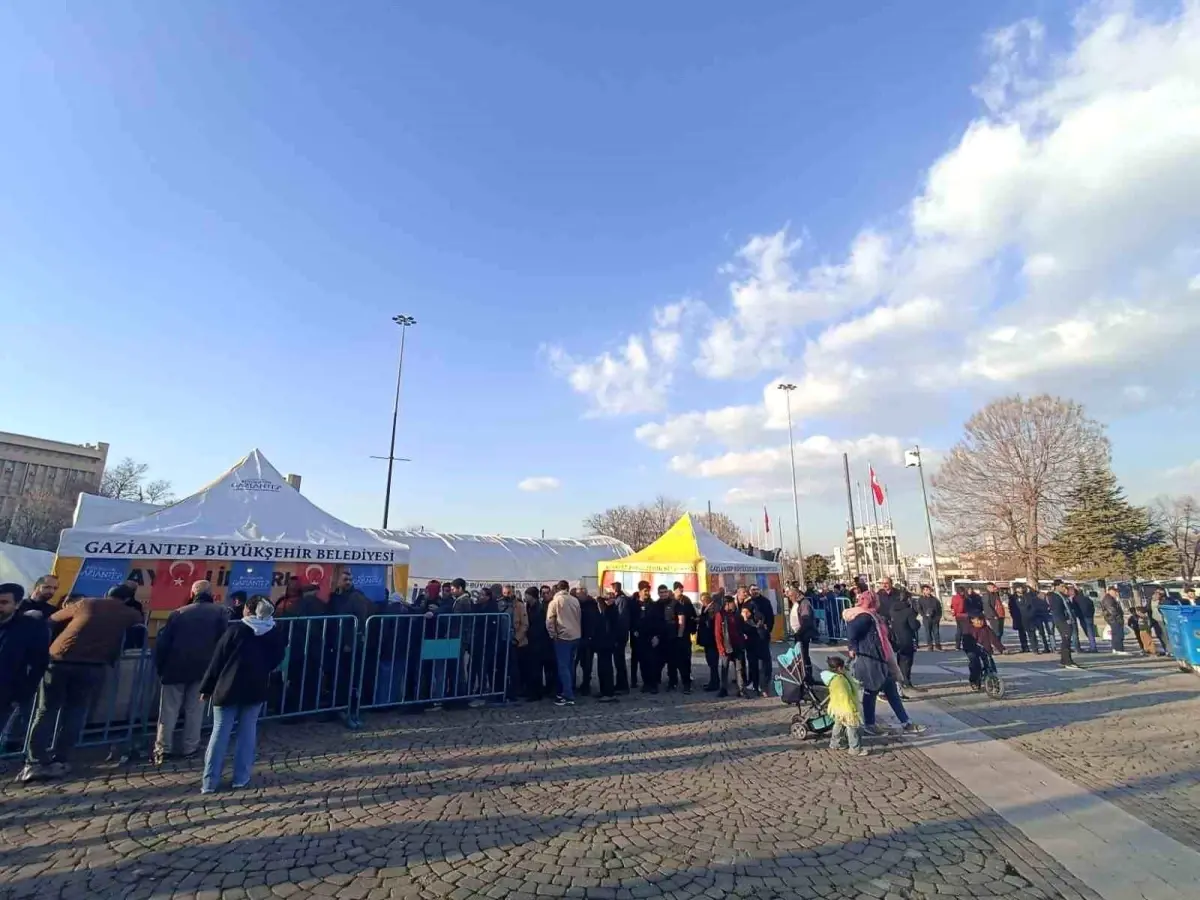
[775, 645, 834, 740]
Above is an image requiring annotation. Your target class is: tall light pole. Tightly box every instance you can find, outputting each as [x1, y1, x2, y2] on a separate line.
[906, 444, 941, 598]
[777, 384, 806, 587]
[377, 314, 415, 529]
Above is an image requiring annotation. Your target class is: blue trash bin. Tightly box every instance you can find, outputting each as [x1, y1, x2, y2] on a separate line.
[1163, 606, 1200, 672]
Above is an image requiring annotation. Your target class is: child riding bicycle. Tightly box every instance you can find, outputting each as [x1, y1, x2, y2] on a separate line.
[961, 613, 1005, 691]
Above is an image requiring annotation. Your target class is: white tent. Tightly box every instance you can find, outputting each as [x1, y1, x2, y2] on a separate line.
[72, 493, 162, 529]
[367, 529, 631, 598]
[0, 541, 54, 589]
[58, 449, 406, 567]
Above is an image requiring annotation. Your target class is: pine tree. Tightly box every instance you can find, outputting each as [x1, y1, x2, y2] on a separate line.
[1049, 466, 1171, 579]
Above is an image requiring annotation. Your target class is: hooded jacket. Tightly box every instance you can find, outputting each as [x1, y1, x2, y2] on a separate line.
[713, 607, 745, 656]
[546, 590, 582, 642]
[0, 613, 50, 706]
[199, 619, 288, 707]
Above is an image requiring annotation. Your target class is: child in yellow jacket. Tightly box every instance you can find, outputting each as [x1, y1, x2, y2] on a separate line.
[820, 655, 866, 757]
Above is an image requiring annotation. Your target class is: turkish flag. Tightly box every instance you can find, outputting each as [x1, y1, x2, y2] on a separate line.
[153, 559, 205, 612]
[869, 465, 885, 506]
[297, 561, 333, 600]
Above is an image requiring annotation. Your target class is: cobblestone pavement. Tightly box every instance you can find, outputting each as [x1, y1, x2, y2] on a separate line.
[814, 642, 1200, 852]
[0, 690, 1102, 900]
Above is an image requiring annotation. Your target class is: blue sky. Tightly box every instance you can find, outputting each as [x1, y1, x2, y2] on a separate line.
[3, 1, 1198, 555]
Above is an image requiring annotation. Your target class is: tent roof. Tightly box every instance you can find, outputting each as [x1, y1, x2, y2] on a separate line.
[600, 514, 779, 574]
[57, 450, 406, 561]
[367, 530, 630, 587]
[73, 493, 162, 529]
[0, 541, 54, 589]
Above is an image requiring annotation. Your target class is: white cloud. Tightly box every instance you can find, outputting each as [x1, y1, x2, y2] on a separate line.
[546, 300, 704, 416]
[517, 476, 561, 492]
[549, 2, 1200, 527]
[668, 434, 906, 479]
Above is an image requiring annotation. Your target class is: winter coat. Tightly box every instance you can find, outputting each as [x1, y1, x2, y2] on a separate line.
[888, 598, 920, 653]
[1008, 595, 1024, 628]
[1075, 593, 1096, 621]
[1030, 594, 1051, 624]
[846, 613, 891, 693]
[611, 591, 633, 642]
[546, 591, 582, 642]
[672, 598, 697, 640]
[917, 593, 942, 620]
[199, 620, 288, 708]
[0, 613, 50, 706]
[950, 593, 966, 618]
[579, 596, 602, 648]
[590, 603, 622, 652]
[154, 599, 230, 685]
[696, 600, 719, 649]
[1048, 591, 1071, 625]
[1101, 593, 1124, 624]
[982, 591, 1002, 622]
[964, 591, 985, 618]
[713, 609, 745, 656]
[48, 597, 142, 666]
[510, 595, 530, 647]
[962, 621, 1004, 656]
[876, 589, 903, 622]
[750, 594, 775, 633]
[526, 598, 554, 658]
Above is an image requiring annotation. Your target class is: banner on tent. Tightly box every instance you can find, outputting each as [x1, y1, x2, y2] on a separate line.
[74, 538, 398, 564]
[64, 557, 390, 613]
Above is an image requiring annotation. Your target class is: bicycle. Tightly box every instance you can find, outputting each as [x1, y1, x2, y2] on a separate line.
[977, 650, 1005, 699]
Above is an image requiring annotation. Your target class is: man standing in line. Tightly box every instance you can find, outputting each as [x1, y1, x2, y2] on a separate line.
[1, 584, 50, 755]
[1069, 585, 1098, 653]
[950, 586, 967, 650]
[1047, 580, 1079, 669]
[546, 581, 581, 707]
[591, 589, 621, 703]
[1101, 586, 1128, 655]
[667, 582, 696, 693]
[916, 584, 943, 651]
[153, 580, 229, 764]
[637, 586, 668, 694]
[696, 591, 721, 691]
[876, 577, 903, 622]
[576, 588, 601, 696]
[20, 576, 58, 620]
[1007, 588, 1028, 653]
[609, 583, 634, 694]
[629, 581, 651, 691]
[19, 592, 142, 783]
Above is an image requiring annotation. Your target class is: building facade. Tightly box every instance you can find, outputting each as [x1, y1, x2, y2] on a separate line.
[0, 431, 109, 522]
[843, 525, 902, 581]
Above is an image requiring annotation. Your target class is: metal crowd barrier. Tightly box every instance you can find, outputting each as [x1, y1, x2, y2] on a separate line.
[813, 596, 854, 642]
[1, 610, 517, 766]
[357, 612, 512, 712]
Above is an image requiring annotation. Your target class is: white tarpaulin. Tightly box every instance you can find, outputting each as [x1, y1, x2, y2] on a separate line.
[0, 541, 54, 589]
[57, 450, 408, 565]
[72, 493, 162, 529]
[367, 529, 630, 597]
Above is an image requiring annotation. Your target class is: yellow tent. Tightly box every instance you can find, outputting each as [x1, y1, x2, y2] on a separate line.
[597, 514, 784, 637]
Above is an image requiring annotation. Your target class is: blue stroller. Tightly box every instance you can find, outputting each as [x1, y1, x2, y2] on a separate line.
[774, 645, 834, 740]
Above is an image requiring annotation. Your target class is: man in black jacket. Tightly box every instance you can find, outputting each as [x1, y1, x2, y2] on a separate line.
[153, 580, 229, 763]
[1069, 585, 1098, 653]
[916, 585, 943, 651]
[876, 577, 904, 622]
[1101, 587, 1128, 654]
[1, 584, 50, 754]
[591, 591, 622, 702]
[666, 582, 697, 693]
[609, 584, 634, 694]
[576, 589, 601, 696]
[696, 591, 720, 691]
[1007, 590, 1028, 652]
[1047, 580, 1078, 668]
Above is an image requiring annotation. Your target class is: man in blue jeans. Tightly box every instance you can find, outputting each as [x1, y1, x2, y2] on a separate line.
[546, 581, 581, 708]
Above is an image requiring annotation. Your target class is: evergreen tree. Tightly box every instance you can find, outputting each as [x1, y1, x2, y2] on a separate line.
[1049, 466, 1171, 579]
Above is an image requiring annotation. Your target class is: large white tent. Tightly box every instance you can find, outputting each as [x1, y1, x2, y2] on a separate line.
[72, 493, 162, 529]
[367, 529, 631, 599]
[54, 450, 409, 611]
[0, 541, 54, 589]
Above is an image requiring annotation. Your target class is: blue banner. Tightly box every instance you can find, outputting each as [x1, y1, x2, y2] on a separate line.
[226, 561, 275, 600]
[73, 558, 133, 597]
[348, 564, 388, 603]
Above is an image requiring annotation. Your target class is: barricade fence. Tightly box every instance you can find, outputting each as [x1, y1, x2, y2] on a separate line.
[1, 611, 516, 765]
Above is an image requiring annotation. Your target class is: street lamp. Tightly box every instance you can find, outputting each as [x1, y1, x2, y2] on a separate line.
[905, 444, 942, 598]
[375, 314, 415, 530]
[776, 383, 806, 587]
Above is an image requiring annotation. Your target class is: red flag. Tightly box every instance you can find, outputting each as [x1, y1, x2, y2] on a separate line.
[763, 506, 771, 534]
[869, 465, 885, 506]
[153, 559, 206, 612]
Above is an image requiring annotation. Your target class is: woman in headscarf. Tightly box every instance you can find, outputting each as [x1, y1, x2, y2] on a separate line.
[198, 596, 288, 793]
[843, 590, 924, 736]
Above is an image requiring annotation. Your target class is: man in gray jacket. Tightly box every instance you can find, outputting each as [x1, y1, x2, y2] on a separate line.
[153, 580, 229, 763]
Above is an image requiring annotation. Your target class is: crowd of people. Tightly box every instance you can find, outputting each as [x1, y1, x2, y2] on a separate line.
[2, 568, 1186, 789]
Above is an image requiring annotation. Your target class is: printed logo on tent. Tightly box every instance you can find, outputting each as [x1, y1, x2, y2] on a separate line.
[73, 558, 133, 597]
[347, 564, 388, 603]
[231, 479, 281, 492]
[227, 561, 276, 598]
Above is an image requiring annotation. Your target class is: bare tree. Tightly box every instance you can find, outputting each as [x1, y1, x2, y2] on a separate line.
[2, 491, 74, 551]
[1152, 495, 1200, 580]
[99, 457, 174, 504]
[584, 497, 744, 551]
[931, 395, 1109, 584]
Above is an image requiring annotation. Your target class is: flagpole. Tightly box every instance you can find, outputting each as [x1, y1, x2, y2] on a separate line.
[908, 444, 942, 598]
[843, 453, 860, 583]
[869, 463, 885, 580]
